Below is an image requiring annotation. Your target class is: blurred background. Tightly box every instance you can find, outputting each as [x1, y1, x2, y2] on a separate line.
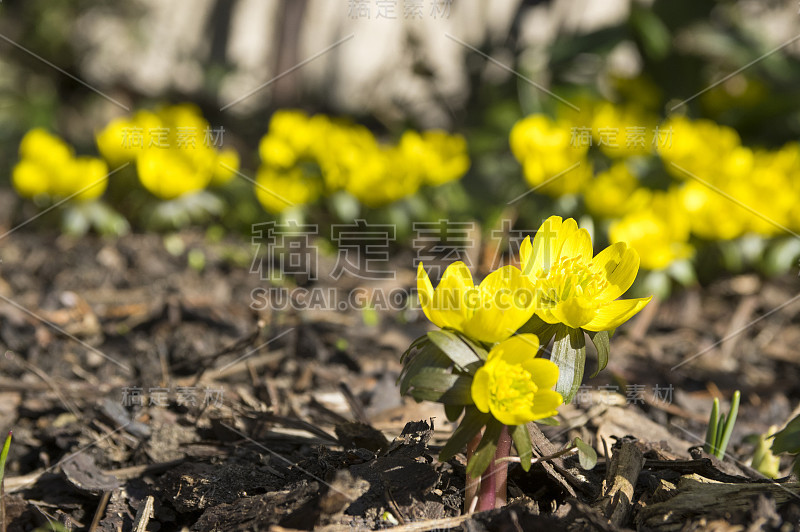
[1, 0, 800, 294]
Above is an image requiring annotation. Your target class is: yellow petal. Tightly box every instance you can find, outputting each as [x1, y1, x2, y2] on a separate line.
[551, 298, 597, 329]
[491, 405, 534, 426]
[523, 358, 559, 390]
[583, 297, 652, 332]
[529, 216, 565, 273]
[489, 334, 540, 365]
[553, 218, 580, 264]
[429, 261, 476, 330]
[520, 236, 533, 275]
[464, 266, 535, 343]
[529, 390, 563, 418]
[535, 308, 561, 325]
[416, 262, 437, 324]
[592, 243, 640, 302]
[559, 227, 593, 262]
[471, 367, 491, 414]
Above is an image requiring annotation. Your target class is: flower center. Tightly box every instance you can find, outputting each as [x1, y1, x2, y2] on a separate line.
[490, 361, 537, 412]
[537, 255, 608, 306]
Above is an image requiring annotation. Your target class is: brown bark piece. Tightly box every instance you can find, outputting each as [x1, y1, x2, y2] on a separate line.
[593, 439, 645, 528]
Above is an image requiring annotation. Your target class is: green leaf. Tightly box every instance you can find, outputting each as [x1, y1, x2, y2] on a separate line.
[466, 418, 503, 478]
[573, 437, 597, 470]
[631, 5, 671, 60]
[439, 407, 490, 463]
[427, 330, 482, 374]
[518, 314, 559, 347]
[535, 416, 560, 426]
[704, 398, 719, 456]
[444, 404, 464, 422]
[457, 333, 489, 361]
[550, 325, 586, 404]
[716, 391, 740, 460]
[770, 414, 800, 455]
[398, 343, 451, 395]
[0, 430, 11, 487]
[713, 414, 726, 457]
[587, 330, 610, 378]
[400, 334, 430, 363]
[408, 367, 473, 404]
[510, 424, 533, 472]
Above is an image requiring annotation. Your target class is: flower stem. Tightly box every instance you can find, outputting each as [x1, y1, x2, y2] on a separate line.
[464, 430, 482, 513]
[493, 425, 512, 508]
[476, 425, 512, 512]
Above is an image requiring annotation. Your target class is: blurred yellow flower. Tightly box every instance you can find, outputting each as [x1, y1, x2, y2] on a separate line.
[584, 162, 649, 219]
[417, 261, 536, 344]
[590, 102, 657, 158]
[96, 105, 238, 200]
[399, 130, 470, 186]
[510, 114, 592, 196]
[345, 146, 423, 208]
[471, 334, 563, 425]
[521, 216, 651, 331]
[254, 110, 470, 212]
[136, 149, 212, 200]
[254, 166, 322, 214]
[658, 116, 743, 180]
[610, 190, 693, 270]
[13, 129, 108, 201]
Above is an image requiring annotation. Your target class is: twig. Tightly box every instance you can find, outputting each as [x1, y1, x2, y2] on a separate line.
[384, 513, 473, 531]
[133, 495, 154, 532]
[338, 382, 369, 425]
[87, 491, 111, 532]
[495, 445, 579, 465]
[384, 486, 406, 525]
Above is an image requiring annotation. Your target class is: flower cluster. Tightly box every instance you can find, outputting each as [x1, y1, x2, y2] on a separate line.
[255, 110, 470, 213]
[96, 104, 240, 200]
[511, 101, 800, 274]
[402, 215, 650, 478]
[12, 129, 109, 202]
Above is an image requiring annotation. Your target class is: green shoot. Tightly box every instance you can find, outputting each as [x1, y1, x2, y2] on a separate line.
[1, 431, 11, 532]
[704, 391, 740, 460]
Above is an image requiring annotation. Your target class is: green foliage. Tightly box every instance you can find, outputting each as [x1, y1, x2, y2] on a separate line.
[0, 431, 11, 488]
[573, 437, 598, 470]
[550, 325, 586, 404]
[704, 391, 740, 460]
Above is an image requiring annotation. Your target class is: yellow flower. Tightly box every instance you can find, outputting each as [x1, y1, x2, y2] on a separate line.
[583, 162, 649, 219]
[417, 262, 536, 344]
[510, 114, 592, 196]
[471, 334, 562, 425]
[610, 190, 693, 270]
[399, 130, 470, 186]
[590, 102, 657, 158]
[136, 149, 213, 200]
[13, 129, 108, 201]
[210, 148, 240, 186]
[254, 166, 322, 214]
[54, 157, 109, 201]
[345, 145, 423, 208]
[521, 216, 651, 331]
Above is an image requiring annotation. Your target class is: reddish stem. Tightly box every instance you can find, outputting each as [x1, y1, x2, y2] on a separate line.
[493, 425, 512, 508]
[476, 425, 512, 512]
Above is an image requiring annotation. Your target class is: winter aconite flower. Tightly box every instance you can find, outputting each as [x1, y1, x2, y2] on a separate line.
[417, 262, 536, 344]
[521, 216, 652, 331]
[13, 129, 108, 201]
[471, 334, 562, 425]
